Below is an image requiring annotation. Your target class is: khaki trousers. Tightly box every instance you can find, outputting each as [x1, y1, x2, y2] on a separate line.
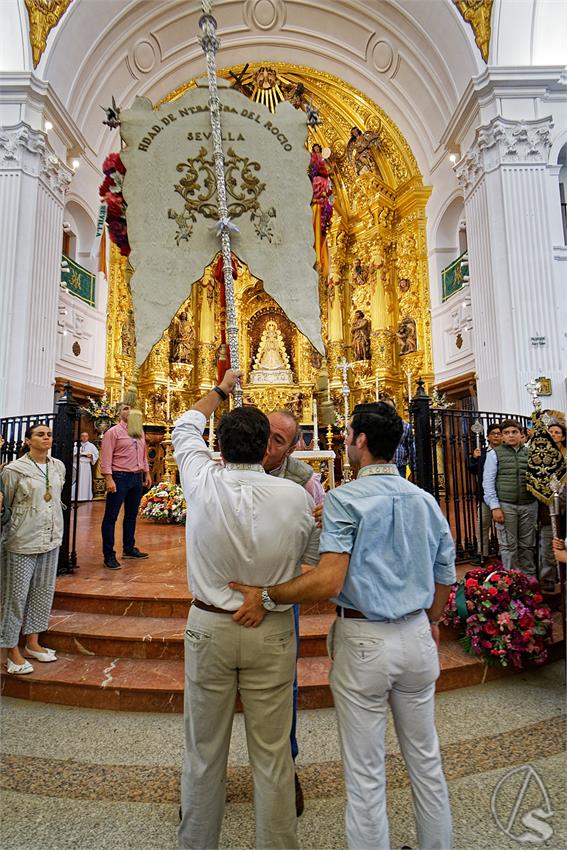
[178, 605, 298, 850]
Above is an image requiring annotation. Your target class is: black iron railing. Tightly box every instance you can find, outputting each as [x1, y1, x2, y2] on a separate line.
[411, 381, 531, 561]
[0, 384, 81, 574]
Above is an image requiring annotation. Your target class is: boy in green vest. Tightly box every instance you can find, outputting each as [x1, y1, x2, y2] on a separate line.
[482, 419, 537, 574]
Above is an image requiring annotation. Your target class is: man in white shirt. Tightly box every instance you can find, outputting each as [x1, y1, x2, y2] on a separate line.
[173, 370, 320, 850]
[71, 432, 99, 502]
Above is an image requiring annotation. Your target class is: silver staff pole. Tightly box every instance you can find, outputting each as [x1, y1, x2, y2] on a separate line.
[199, 1, 242, 406]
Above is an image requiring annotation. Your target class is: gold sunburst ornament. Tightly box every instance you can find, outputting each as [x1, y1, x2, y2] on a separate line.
[24, 0, 73, 68]
[453, 0, 494, 63]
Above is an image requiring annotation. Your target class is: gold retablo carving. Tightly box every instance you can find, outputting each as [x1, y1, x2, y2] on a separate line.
[453, 0, 494, 63]
[24, 0, 73, 68]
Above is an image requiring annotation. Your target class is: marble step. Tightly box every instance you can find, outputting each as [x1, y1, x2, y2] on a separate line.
[45, 610, 337, 660]
[45, 609, 467, 662]
[53, 578, 337, 619]
[5, 630, 561, 713]
[0, 654, 331, 713]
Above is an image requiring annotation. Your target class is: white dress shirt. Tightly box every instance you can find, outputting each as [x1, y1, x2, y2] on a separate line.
[173, 410, 320, 610]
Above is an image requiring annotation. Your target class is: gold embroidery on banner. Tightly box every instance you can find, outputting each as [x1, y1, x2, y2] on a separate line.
[24, 0, 73, 68]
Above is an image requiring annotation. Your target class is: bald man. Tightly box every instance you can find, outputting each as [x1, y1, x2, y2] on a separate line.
[263, 409, 325, 815]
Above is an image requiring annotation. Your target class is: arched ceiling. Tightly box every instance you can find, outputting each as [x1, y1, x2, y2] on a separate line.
[36, 0, 483, 177]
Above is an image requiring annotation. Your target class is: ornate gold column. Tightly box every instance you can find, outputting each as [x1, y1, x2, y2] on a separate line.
[368, 242, 394, 390]
[326, 221, 347, 390]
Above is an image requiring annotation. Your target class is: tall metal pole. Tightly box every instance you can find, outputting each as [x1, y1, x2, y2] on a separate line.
[199, 1, 242, 405]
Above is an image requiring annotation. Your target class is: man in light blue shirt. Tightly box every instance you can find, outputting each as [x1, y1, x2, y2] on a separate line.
[231, 401, 455, 850]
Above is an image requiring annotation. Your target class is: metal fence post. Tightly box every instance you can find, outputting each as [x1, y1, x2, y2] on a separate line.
[52, 383, 80, 575]
[410, 378, 434, 494]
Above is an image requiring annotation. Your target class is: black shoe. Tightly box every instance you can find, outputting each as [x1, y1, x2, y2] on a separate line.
[104, 556, 121, 570]
[122, 548, 149, 559]
[295, 772, 304, 817]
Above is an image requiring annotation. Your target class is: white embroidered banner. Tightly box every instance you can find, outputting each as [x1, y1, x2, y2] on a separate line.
[120, 82, 323, 366]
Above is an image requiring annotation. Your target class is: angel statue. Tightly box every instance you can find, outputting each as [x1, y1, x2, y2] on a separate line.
[347, 126, 381, 175]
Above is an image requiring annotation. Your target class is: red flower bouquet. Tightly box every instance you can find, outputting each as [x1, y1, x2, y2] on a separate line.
[442, 565, 553, 669]
[99, 152, 130, 256]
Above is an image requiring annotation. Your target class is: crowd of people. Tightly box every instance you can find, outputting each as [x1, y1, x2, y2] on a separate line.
[0, 376, 565, 849]
[468, 417, 566, 589]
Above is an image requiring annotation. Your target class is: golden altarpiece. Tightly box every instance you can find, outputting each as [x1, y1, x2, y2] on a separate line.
[104, 65, 434, 477]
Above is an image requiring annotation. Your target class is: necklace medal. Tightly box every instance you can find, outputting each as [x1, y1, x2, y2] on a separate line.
[29, 456, 52, 502]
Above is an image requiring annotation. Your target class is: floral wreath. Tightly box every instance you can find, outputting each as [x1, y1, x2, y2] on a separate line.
[442, 565, 553, 670]
[140, 481, 187, 524]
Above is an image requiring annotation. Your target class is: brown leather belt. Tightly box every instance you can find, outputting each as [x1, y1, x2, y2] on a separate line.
[192, 599, 235, 615]
[336, 606, 423, 622]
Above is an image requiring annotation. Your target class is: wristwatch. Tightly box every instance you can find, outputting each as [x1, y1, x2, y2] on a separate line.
[428, 618, 441, 627]
[212, 385, 228, 401]
[261, 587, 277, 611]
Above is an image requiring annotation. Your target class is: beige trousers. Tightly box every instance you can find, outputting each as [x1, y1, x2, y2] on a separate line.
[178, 605, 298, 850]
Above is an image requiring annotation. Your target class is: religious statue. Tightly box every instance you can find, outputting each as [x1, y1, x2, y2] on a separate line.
[346, 126, 381, 175]
[308, 144, 334, 275]
[352, 258, 368, 288]
[351, 310, 371, 361]
[171, 311, 195, 363]
[397, 317, 418, 355]
[251, 320, 293, 384]
[120, 311, 136, 358]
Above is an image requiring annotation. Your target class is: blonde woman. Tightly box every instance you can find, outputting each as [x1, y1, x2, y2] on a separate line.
[0, 423, 65, 674]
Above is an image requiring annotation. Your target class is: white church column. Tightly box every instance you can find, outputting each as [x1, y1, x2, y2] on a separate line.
[456, 115, 564, 415]
[0, 123, 71, 415]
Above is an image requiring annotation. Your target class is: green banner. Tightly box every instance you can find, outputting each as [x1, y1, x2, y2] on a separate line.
[442, 251, 468, 302]
[62, 254, 96, 307]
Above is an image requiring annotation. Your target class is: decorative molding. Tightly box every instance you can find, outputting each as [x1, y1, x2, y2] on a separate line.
[24, 0, 74, 68]
[452, 0, 494, 63]
[0, 122, 72, 197]
[456, 116, 554, 192]
[0, 124, 45, 168]
[41, 149, 72, 196]
[243, 0, 285, 31]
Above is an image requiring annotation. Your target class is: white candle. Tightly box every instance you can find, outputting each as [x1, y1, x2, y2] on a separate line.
[407, 369, 412, 400]
[375, 375, 380, 402]
[166, 378, 171, 421]
[313, 399, 319, 450]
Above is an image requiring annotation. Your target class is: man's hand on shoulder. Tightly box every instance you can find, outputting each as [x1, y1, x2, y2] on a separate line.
[229, 582, 265, 627]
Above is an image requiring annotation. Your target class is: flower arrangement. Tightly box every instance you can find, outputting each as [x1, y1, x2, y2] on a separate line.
[81, 395, 120, 431]
[139, 482, 187, 524]
[99, 153, 130, 256]
[442, 566, 553, 670]
[429, 387, 454, 409]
